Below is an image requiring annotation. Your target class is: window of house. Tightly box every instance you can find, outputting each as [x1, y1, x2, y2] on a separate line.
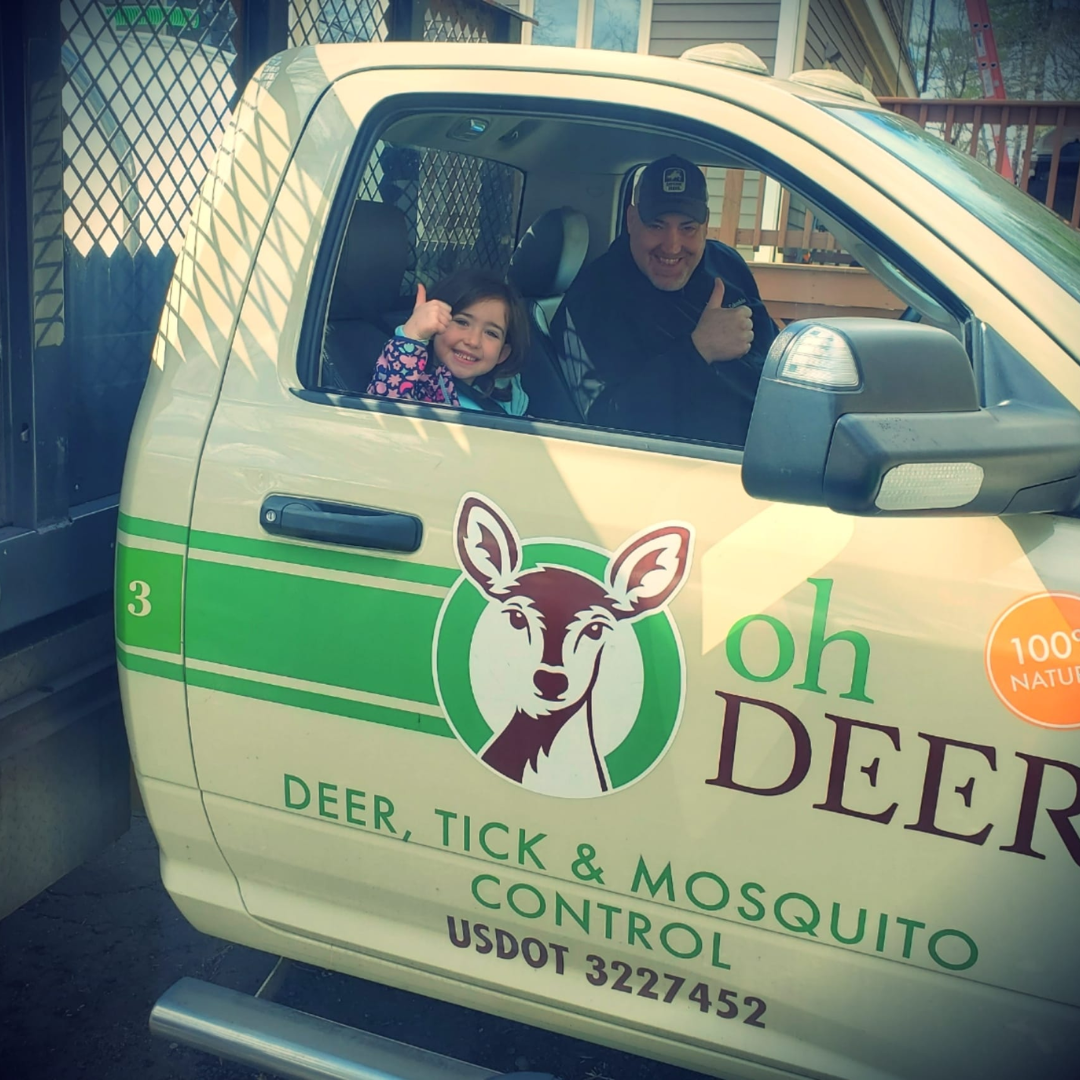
[528, 0, 650, 53]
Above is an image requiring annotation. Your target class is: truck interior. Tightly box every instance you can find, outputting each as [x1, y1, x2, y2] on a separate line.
[314, 101, 967, 434]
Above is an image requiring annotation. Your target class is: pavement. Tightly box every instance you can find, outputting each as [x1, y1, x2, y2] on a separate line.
[0, 812, 707, 1080]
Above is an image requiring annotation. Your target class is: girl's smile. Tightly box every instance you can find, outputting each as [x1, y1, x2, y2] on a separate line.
[433, 297, 511, 384]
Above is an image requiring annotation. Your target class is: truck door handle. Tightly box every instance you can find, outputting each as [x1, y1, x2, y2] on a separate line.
[259, 495, 422, 553]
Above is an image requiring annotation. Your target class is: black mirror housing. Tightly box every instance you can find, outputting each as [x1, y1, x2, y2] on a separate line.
[742, 319, 1080, 516]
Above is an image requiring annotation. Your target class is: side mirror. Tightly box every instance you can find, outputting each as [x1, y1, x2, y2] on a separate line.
[742, 319, 1080, 516]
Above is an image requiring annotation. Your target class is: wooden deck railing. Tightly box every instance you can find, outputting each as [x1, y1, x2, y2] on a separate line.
[708, 169, 847, 259]
[705, 98, 1080, 324]
[880, 98, 1080, 228]
[704, 98, 1080, 277]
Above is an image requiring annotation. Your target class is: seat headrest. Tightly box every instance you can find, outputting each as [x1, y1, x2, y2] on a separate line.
[329, 200, 412, 321]
[507, 207, 589, 299]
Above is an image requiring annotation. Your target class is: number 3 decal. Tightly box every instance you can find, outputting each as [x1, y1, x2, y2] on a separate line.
[127, 579, 152, 617]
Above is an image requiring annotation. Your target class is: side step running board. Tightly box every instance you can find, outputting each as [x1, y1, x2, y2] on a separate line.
[151, 976, 541, 1080]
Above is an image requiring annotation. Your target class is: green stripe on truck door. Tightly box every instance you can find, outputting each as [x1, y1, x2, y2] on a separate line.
[184, 560, 442, 706]
[184, 667, 452, 736]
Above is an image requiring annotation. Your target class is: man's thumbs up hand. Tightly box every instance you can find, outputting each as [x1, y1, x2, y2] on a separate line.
[691, 278, 754, 362]
[402, 281, 452, 342]
[706, 278, 726, 309]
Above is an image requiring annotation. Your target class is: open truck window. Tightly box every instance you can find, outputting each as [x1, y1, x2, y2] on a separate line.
[303, 100, 967, 453]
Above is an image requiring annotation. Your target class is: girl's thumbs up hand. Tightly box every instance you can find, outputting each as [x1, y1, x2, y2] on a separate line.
[402, 282, 452, 342]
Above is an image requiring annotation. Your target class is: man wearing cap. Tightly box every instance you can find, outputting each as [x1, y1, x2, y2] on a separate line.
[550, 154, 776, 445]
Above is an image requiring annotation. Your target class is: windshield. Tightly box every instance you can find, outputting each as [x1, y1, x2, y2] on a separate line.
[824, 106, 1080, 306]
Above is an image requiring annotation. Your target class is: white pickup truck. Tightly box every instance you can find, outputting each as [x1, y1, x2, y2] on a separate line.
[118, 41, 1080, 1080]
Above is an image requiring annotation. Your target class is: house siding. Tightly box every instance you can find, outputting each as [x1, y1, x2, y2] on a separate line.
[648, 0, 781, 73]
[880, 0, 909, 48]
[805, 0, 884, 95]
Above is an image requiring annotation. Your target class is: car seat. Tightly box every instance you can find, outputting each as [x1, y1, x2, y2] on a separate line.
[322, 200, 413, 391]
[506, 207, 590, 422]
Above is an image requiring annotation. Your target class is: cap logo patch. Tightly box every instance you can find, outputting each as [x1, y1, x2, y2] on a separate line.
[662, 167, 686, 193]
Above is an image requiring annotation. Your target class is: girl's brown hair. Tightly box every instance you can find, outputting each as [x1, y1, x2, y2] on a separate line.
[428, 268, 530, 401]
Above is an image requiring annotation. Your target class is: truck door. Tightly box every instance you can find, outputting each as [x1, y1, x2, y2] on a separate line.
[180, 65, 1080, 1080]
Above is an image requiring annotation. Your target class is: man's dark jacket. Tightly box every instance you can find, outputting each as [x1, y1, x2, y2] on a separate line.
[550, 234, 776, 445]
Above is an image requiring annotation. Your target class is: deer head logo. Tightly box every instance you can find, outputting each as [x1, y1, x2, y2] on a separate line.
[433, 494, 692, 798]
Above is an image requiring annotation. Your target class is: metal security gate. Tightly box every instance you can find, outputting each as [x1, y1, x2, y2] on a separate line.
[0, 0, 526, 918]
[61, 0, 240, 509]
[288, 0, 514, 45]
[1, 0, 524, 633]
[290, 0, 391, 42]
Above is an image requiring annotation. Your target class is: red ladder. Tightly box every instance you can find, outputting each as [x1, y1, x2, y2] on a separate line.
[965, 0, 1015, 180]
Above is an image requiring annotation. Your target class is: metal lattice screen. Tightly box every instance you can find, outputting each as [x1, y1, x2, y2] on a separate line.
[60, 0, 238, 257]
[423, 0, 494, 42]
[288, 0, 520, 285]
[289, 0, 390, 45]
[356, 141, 524, 289]
[288, 0, 496, 46]
[56, 0, 238, 505]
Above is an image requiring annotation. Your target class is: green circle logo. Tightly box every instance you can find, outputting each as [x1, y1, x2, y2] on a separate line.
[433, 494, 692, 799]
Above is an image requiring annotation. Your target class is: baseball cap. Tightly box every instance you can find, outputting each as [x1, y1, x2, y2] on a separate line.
[634, 155, 709, 224]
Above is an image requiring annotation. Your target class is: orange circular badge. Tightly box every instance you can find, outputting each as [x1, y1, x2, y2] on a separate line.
[985, 592, 1080, 729]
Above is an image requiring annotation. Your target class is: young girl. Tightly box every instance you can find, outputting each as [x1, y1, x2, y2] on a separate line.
[367, 268, 530, 416]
